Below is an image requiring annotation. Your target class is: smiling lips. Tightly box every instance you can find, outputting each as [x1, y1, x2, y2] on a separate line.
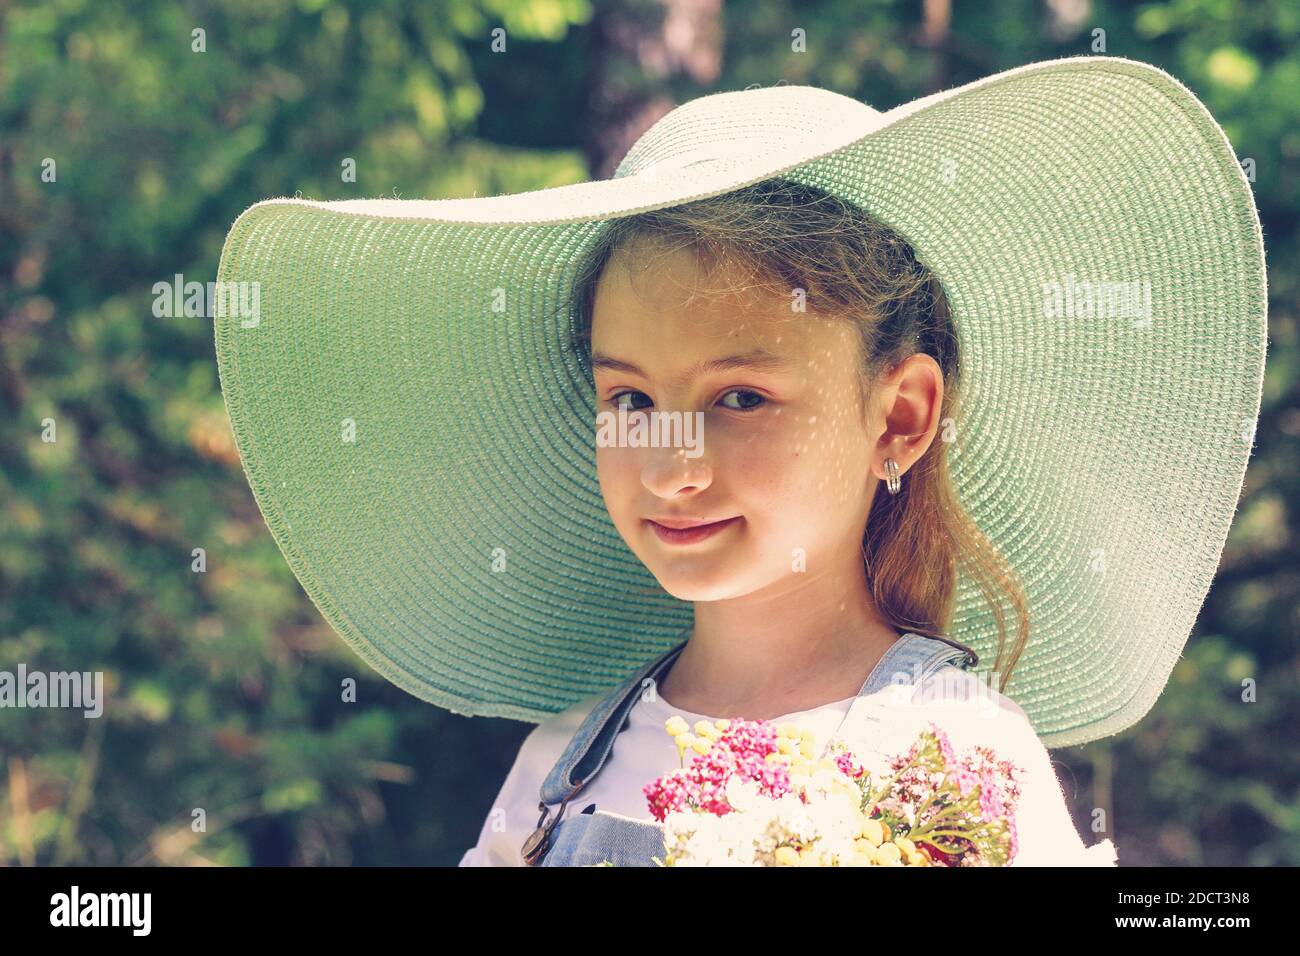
[645, 516, 742, 545]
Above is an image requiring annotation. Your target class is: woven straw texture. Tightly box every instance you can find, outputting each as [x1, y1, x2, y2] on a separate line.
[213, 55, 1266, 746]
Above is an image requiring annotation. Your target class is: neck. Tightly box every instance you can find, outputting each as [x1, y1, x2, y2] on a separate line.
[654, 561, 903, 722]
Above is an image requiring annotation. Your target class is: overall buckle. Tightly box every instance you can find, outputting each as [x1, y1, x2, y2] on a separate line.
[521, 781, 583, 866]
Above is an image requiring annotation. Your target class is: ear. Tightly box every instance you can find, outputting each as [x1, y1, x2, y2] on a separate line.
[871, 353, 944, 480]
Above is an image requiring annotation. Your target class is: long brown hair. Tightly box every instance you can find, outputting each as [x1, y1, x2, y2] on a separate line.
[563, 177, 1030, 689]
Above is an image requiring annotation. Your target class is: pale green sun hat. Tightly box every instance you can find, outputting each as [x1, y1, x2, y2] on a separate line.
[213, 55, 1267, 747]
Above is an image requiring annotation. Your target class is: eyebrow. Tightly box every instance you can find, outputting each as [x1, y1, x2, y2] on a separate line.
[589, 348, 795, 388]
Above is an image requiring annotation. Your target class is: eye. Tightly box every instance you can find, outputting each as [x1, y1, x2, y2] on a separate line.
[608, 390, 652, 412]
[605, 388, 767, 412]
[719, 389, 766, 412]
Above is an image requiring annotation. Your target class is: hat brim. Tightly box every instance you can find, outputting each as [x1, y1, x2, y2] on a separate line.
[214, 55, 1266, 746]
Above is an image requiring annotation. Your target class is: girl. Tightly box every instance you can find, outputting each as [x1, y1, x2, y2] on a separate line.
[458, 178, 1115, 866]
[214, 58, 1265, 869]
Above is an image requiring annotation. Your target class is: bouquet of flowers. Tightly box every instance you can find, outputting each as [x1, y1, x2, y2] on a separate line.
[631, 713, 1025, 866]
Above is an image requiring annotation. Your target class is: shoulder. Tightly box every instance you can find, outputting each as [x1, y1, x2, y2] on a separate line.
[897, 665, 1116, 865]
[895, 664, 1049, 767]
[457, 692, 603, 867]
[505, 658, 665, 795]
[523, 692, 605, 770]
[911, 663, 1025, 713]
[505, 690, 606, 798]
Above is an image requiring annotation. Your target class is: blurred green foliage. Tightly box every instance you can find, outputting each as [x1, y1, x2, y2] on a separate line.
[1, 0, 1296, 865]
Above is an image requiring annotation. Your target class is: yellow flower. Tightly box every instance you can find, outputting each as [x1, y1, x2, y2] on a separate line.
[774, 846, 801, 866]
[694, 720, 721, 740]
[876, 841, 902, 864]
[691, 737, 711, 755]
[853, 838, 879, 863]
[893, 837, 927, 866]
[860, 818, 885, 846]
[848, 847, 875, 867]
[664, 716, 689, 737]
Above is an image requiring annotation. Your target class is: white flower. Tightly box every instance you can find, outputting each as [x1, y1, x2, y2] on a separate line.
[666, 772, 876, 865]
[723, 775, 765, 813]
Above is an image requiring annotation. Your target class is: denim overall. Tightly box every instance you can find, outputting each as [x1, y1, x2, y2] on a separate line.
[521, 631, 980, 867]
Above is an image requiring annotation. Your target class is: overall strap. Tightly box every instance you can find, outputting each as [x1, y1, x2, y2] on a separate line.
[522, 637, 688, 865]
[858, 631, 977, 696]
[539, 639, 689, 805]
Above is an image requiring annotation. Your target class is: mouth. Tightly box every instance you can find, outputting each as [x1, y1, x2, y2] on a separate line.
[644, 516, 742, 546]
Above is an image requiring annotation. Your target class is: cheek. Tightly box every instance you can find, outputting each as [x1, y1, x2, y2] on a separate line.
[708, 427, 809, 515]
[721, 415, 865, 511]
[596, 447, 638, 510]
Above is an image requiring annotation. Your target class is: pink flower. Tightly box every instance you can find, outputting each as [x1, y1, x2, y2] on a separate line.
[834, 750, 865, 779]
[643, 717, 792, 822]
[930, 721, 957, 766]
[952, 765, 980, 798]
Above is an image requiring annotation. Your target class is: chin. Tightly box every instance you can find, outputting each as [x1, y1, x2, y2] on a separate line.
[647, 564, 751, 603]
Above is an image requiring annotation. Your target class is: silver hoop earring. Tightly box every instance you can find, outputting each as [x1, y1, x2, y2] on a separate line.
[884, 457, 902, 495]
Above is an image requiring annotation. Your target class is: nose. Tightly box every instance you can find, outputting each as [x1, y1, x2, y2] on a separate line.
[640, 442, 714, 499]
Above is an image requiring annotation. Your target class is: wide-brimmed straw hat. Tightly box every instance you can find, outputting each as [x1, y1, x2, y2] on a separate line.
[213, 54, 1267, 747]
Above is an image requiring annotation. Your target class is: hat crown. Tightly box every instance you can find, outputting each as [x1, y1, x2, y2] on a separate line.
[611, 84, 881, 180]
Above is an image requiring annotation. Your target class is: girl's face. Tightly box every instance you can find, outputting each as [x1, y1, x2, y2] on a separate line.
[590, 242, 892, 602]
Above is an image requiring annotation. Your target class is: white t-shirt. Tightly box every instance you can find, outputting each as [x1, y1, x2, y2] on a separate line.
[458, 667, 1118, 866]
